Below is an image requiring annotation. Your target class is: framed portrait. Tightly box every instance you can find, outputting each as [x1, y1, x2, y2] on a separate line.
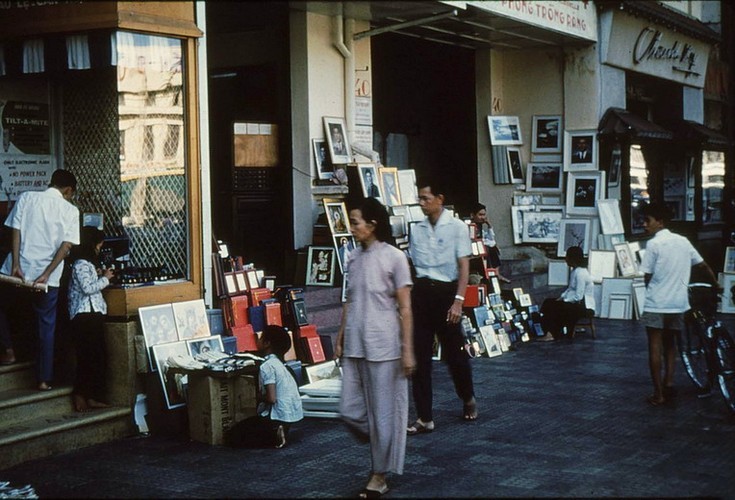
[531, 115, 562, 153]
[223, 272, 240, 296]
[588, 250, 617, 283]
[487, 115, 523, 146]
[566, 171, 606, 216]
[324, 200, 350, 235]
[246, 269, 260, 290]
[378, 166, 401, 207]
[614, 242, 638, 277]
[557, 218, 592, 257]
[521, 210, 562, 244]
[311, 138, 332, 180]
[139, 303, 179, 371]
[608, 144, 622, 187]
[333, 234, 356, 273]
[720, 274, 735, 314]
[597, 199, 624, 235]
[408, 204, 425, 222]
[306, 246, 336, 286]
[152, 341, 189, 409]
[262, 275, 276, 291]
[548, 260, 569, 286]
[724, 246, 735, 274]
[479, 325, 502, 358]
[172, 299, 211, 341]
[513, 193, 542, 206]
[234, 271, 248, 293]
[510, 205, 535, 244]
[519, 293, 533, 307]
[323, 116, 352, 164]
[358, 164, 383, 202]
[389, 215, 407, 239]
[397, 169, 418, 205]
[506, 147, 524, 184]
[564, 130, 598, 172]
[526, 163, 563, 193]
[186, 335, 225, 359]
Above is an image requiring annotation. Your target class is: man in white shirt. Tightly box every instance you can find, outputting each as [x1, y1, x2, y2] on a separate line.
[638, 202, 717, 407]
[0, 170, 80, 390]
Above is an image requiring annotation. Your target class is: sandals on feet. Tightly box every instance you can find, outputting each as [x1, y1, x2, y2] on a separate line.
[358, 485, 389, 498]
[406, 420, 434, 436]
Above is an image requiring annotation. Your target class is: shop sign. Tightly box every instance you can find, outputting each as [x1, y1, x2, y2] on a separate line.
[461, 0, 597, 42]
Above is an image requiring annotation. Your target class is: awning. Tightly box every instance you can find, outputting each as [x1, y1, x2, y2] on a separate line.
[674, 120, 730, 149]
[598, 107, 674, 141]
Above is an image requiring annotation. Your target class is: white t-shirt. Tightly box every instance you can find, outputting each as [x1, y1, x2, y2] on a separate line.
[638, 229, 703, 313]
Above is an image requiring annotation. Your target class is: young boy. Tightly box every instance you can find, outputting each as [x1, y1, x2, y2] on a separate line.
[226, 325, 303, 448]
[638, 203, 717, 406]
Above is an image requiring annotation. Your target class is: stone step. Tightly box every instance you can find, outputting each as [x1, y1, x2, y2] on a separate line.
[0, 362, 35, 391]
[0, 406, 133, 470]
[0, 386, 75, 422]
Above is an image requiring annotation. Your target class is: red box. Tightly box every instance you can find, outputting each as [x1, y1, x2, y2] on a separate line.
[231, 324, 258, 352]
[250, 287, 272, 305]
[297, 324, 319, 339]
[301, 336, 325, 364]
[464, 285, 486, 308]
[265, 302, 282, 326]
[229, 295, 250, 328]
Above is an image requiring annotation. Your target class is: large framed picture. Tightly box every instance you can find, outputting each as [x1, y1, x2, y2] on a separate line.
[548, 260, 569, 286]
[566, 171, 606, 216]
[323, 116, 352, 164]
[378, 166, 401, 207]
[510, 205, 535, 244]
[172, 299, 211, 341]
[597, 198, 624, 235]
[588, 250, 617, 283]
[312, 138, 332, 180]
[487, 115, 523, 146]
[333, 234, 356, 274]
[506, 147, 524, 184]
[186, 335, 225, 359]
[557, 218, 592, 257]
[531, 115, 562, 153]
[397, 169, 418, 205]
[614, 242, 638, 277]
[152, 341, 189, 409]
[358, 164, 383, 201]
[139, 303, 179, 371]
[564, 130, 598, 171]
[306, 246, 336, 286]
[324, 200, 350, 235]
[526, 163, 563, 193]
[521, 210, 563, 244]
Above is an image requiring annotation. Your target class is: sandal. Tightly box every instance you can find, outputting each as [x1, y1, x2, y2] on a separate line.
[463, 401, 478, 421]
[358, 485, 389, 498]
[406, 419, 434, 436]
[646, 395, 666, 407]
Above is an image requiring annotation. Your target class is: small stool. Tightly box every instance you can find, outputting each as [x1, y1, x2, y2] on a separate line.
[574, 310, 596, 339]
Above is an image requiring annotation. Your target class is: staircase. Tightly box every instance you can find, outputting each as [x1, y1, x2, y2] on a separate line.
[0, 361, 133, 471]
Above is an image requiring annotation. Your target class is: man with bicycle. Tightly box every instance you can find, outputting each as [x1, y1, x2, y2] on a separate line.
[638, 202, 718, 406]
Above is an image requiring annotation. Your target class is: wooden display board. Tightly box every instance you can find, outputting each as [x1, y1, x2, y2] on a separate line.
[233, 122, 278, 167]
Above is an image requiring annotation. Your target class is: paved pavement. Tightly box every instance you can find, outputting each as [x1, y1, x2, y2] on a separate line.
[2, 316, 735, 498]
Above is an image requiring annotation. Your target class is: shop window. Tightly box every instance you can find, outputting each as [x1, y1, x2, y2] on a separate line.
[629, 145, 650, 235]
[701, 150, 724, 224]
[662, 156, 694, 222]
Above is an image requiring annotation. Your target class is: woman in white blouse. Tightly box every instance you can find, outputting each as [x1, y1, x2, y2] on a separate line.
[539, 246, 596, 341]
[67, 226, 114, 412]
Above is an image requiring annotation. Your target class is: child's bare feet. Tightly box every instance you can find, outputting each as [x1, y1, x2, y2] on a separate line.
[73, 394, 90, 412]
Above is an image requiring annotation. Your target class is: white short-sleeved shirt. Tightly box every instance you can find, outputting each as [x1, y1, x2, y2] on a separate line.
[343, 241, 412, 361]
[560, 266, 596, 312]
[258, 354, 303, 423]
[409, 209, 472, 282]
[639, 229, 703, 313]
[2, 188, 80, 287]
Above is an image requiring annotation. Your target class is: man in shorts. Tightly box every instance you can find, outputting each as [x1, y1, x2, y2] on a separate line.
[638, 202, 717, 406]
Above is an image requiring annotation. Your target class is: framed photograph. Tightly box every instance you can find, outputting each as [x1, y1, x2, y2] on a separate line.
[588, 250, 617, 283]
[510, 205, 535, 244]
[389, 215, 407, 239]
[378, 166, 401, 207]
[152, 341, 189, 409]
[324, 200, 350, 235]
[614, 242, 638, 277]
[608, 293, 632, 320]
[334, 234, 356, 274]
[724, 246, 735, 274]
[487, 115, 523, 146]
[531, 115, 562, 153]
[721, 274, 735, 314]
[564, 130, 598, 171]
[598, 199, 624, 235]
[519, 293, 532, 307]
[139, 304, 179, 371]
[566, 171, 606, 216]
[557, 218, 592, 257]
[358, 164, 383, 201]
[223, 272, 240, 296]
[479, 325, 502, 358]
[506, 147, 524, 184]
[608, 145, 622, 187]
[548, 260, 569, 286]
[397, 169, 418, 205]
[408, 204, 425, 222]
[306, 246, 336, 286]
[172, 299, 211, 341]
[82, 212, 104, 230]
[246, 269, 260, 290]
[600, 278, 633, 318]
[262, 275, 276, 291]
[323, 117, 351, 164]
[513, 288, 524, 301]
[235, 271, 248, 293]
[186, 335, 225, 359]
[312, 138, 332, 180]
[513, 193, 542, 206]
[598, 233, 625, 251]
[521, 210, 563, 244]
[526, 163, 563, 193]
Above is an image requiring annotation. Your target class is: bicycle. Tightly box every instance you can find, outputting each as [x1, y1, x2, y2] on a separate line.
[678, 282, 735, 415]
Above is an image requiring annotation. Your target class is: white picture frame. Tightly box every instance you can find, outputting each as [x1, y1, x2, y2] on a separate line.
[323, 116, 352, 164]
[724, 246, 735, 274]
[614, 242, 639, 277]
[588, 250, 617, 283]
[522, 209, 563, 244]
[172, 299, 211, 341]
[396, 169, 418, 205]
[312, 138, 332, 180]
[526, 163, 563, 193]
[597, 199, 625, 235]
[487, 115, 523, 146]
[358, 164, 383, 202]
[324, 200, 350, 236]
[506, 147, 524, 184]
[557, 218, 592, 257]
[566, 171, 606, 216]
[600, 278, 633, 318]
[608, 293, 632, 320]
[598, 233, 625, 251]
[186, 335, 225, 359]
[479, 325, 502, 358]
[564, 129, 598, 172]
[152, 341, 189, 409]
[306, 246, 336, 287]
[333, 234, 356, 274]
[513, 193, 542, 206]
[531, 115, 562, 153]
[721, 274, 735, 314]
[548, 260, 569, 286]
[510, 205, 534, 244]
[139, 304, 179, 371]
[378, 166, 402, 207]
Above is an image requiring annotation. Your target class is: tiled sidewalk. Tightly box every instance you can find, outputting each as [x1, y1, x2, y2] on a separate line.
[2, 317, 735, 498]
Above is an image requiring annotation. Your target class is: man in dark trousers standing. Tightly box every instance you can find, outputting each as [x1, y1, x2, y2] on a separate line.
[407, 177, 477, 436]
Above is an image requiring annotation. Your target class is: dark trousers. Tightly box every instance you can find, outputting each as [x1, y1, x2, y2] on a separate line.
[412, 279, 474, 422]
[540, 298, 586, 340]
[71, 312, 107, 402]
[226, 415, 290, 448]
[33, 287, 59, 383]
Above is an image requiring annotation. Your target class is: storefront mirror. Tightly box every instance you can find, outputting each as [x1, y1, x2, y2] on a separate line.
[629, 144, 649, 235]
[701, 150, 724, 225]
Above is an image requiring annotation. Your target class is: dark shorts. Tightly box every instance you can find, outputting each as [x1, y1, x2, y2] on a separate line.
[640, 312, 684, 331]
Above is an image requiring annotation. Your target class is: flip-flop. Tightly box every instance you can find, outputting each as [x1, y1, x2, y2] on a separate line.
[358, 485, 389, 498]
[647, 395, 666, 407]
[407, 420, 434, 435]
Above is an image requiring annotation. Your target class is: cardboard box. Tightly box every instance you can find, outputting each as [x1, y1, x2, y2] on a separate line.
[187, 372, 257, 445]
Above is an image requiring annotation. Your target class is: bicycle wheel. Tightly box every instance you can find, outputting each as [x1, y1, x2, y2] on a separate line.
[678, 315, 711, 391]
[713, 323, 735, 415]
